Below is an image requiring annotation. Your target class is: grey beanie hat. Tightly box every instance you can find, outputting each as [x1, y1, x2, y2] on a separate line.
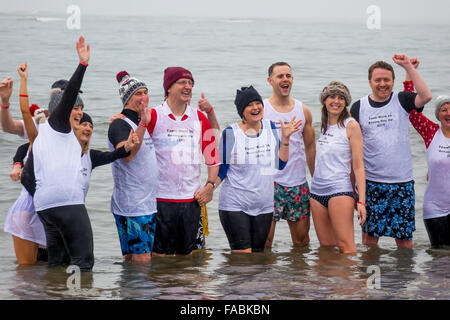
[433, 95, 450, 120]
[116, 71, 147, 107]
[319, 81, 352, 107]
[48, 88, 84, 115]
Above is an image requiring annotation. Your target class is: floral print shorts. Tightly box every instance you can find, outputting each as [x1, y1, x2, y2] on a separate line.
[273, 181, 310, 222]
[362, 180, 416, 240]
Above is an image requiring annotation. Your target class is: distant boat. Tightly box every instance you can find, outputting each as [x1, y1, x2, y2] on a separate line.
[35, 17, 64, 22]
[224, 19, 253, 23]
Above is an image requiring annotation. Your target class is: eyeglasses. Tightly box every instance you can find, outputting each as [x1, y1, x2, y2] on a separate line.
[175, 79, 194, 87]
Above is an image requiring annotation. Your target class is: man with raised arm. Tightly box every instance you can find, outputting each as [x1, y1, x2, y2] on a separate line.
[350, 54, 432, 248]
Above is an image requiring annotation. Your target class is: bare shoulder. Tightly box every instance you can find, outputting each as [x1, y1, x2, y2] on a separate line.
[346, 118, 362, 138]
[347, 118, 360, 128]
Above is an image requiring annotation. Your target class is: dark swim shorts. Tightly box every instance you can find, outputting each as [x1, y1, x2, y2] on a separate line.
[362, 180, 416, 241]
[219, 210, 273, 252]
[153, 200, 201, 255]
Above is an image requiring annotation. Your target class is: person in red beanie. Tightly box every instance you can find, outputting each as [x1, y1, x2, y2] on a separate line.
[145, 66, 220, 256]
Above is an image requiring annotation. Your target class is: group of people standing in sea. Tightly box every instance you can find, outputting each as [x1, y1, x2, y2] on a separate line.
[1, 36, 449, 272]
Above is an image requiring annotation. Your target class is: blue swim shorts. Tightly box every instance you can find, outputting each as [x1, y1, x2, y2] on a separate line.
[113, 213, 156, 255]
[362, 180, 416, 241]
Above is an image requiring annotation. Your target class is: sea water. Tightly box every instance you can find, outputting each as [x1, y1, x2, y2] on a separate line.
[0, 13, 449, 300]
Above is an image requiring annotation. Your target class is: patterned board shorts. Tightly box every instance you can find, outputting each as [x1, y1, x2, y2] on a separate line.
[362, 180, 416, 241]
[113, 213, 156, 255]
[273, 181, 311, 222]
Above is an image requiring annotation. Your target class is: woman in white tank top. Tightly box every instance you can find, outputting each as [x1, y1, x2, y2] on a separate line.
[310, 81, 366, 254]
[409, 95, 450, 248]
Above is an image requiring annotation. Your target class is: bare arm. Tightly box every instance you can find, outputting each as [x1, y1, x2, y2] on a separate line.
[302, 104, 316, 176]
[347, 120, 366, 226]
[198, 92, 220, 141]
[0, 77, 25, 136]
[17, 63, 38, 144]
[194, 165, 220, 207]
[278, 116, 302, 162]
[117, 108, 150, 163]
[393, 54, 431, 109]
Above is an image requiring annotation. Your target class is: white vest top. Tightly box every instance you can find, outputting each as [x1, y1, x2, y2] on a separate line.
[152, 102, 202, 200]
[109, 117, 158, 216]
[33, 122, 84, 211]
[423, 128, 450, 219]
[311, 118, 354, 195]
[359, 93, 413, 183]
[80, 151, 92, 201]
[218, 120, 278, 216]
[263, 98, 307, 187]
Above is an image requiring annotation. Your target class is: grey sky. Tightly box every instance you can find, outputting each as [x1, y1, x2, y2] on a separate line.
[0, 0, 448, 23]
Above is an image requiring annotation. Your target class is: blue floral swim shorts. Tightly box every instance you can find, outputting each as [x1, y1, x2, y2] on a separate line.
[362, 180, 416, 241]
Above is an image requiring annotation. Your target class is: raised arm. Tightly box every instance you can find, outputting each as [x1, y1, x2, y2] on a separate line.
[0, 77, 26, 136]
[392, 54, 431, 109]
[17, 63, 38, 144]
[48, 36, 90, 133]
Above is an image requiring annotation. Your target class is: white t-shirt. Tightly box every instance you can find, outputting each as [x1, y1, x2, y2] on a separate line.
[109, 117, 158, 216]
[33, 122, 84, 211]
[423, 128, 450, 219]
[359, 93, 413, 183]
[263, 98, 307, 187]
[311, 118, 354, 195]
[151, 102, 203, 200]
[219, 120, 279, 216]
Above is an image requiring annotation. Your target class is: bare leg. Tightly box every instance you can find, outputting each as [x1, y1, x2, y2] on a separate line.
[328, 196, 357, 254]
[395, 239, 413, 249]
[265, 221, 276, 248]
[130, 253, 151, 263]
[287, 217, 310, 246]
[310, 198, 336, 247]
[12, 235, 38, 265]
[232, 248, 252, 253]
[362, 232, 379, 245]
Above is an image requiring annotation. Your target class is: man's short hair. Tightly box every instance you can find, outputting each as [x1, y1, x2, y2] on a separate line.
[268, 62, 291, 77]
[368, 61, 395, 81]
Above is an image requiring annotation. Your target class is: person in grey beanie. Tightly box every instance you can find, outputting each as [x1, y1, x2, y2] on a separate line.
[409, 95, 450, 248]
[404, 59, 450, 248]
[48, 83, 84, 128]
